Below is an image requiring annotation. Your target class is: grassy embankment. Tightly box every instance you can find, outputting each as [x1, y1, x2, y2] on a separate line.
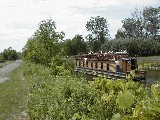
[138, 56, 160, 64]
[20, 61, 160, 119]
[0, 56, 159, 119]
[0, 63, 30, 120]
[138, 56, 160, 70]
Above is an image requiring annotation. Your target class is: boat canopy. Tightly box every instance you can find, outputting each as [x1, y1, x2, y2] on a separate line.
[122, 58, 130, 61]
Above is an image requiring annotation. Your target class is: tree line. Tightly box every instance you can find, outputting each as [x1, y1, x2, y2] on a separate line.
[23, 6, 160, 65]
[64, 6, 160, 56]
[0, 47, 19, 63]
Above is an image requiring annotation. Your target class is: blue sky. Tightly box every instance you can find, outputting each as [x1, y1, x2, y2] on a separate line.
[0, 0, 159, 52]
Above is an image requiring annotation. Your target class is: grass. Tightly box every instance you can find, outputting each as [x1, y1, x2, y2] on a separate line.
[137, 56, 160, 64]
[0, 65, 30, 120]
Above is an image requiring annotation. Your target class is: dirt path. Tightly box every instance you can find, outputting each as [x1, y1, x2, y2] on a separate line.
[0, 60, 22, 83]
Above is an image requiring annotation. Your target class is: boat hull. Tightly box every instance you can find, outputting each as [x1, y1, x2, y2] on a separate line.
[74, 67, 146, 81]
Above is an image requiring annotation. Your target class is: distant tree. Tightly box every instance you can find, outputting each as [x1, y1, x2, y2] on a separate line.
[115, 29, 127, 38]
[17, 52, 22, 59]
[115, 6, 160, 40]
[143, 6, 160, 40]
[116, 13, 144, 39]
[110, 38, 160, 56]
[122, 18, 137, 38]
[64, 35, 88, 56]
[122, 18, 144, 38]
[64, 39, 74, 56]
[2, 47, 18, 61]
[72, 35, 87, 55]
[109, 39, 127, 52]
[86, 16, 110, 52]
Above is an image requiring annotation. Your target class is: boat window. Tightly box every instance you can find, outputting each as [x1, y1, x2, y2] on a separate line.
[86, 61, 88, 67]
[131, 59, 137, 70]
[107, 64, 109, 70]
[83, 62, 84, 67]
[95, 62, 98, 68]
[91, 63, 93, 68]
[79, 61, 81, 67]
[101, 63, 103, 69]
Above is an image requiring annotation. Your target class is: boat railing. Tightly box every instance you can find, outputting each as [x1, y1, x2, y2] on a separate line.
[75, 66, 126, 76]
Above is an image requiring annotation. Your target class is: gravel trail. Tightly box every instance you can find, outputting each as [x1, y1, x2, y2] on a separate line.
[0, 60, 22, 83]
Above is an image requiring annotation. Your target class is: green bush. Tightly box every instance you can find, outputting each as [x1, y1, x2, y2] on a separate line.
[0, 54, 4, 63]
[23, 62, 160, 120]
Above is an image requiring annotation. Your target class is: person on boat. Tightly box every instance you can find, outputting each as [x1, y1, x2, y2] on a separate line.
[115, 59, 121, 73]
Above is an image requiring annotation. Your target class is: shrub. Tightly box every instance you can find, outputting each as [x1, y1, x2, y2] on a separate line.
[23, 62, 160, 120]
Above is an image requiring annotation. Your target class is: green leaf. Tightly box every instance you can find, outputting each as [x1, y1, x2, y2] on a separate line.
[111, 113, 121, 120]
[121, 115, 129, 120]
[116, 91, 134, 109]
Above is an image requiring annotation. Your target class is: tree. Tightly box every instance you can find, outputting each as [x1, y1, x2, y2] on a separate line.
[143, 6, 160, 39]
[115, 6, 160, 40]
[109, 39, 127, 52]
[86, 16, 110, 52]
[64, 39, 74, 56]
[0, 53, 4, 63]
[72, 34, 87, 55]
[22, 38, 46, 64]
[2, 47, 19, 61]
[23, 19, 64, 65]
[116, 14, 144, 39]
[64, 35, 88, 56]
[115, 29, 126, 39]
[122, 18, 144, 38]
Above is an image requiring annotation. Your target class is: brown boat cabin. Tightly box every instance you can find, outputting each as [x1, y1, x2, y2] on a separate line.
[74, 51, 146, 81]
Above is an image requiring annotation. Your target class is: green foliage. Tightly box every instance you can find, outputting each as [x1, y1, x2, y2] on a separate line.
[22, 62, 94, 119]
[22, 19, 64, 65]
[0, 54, 3, 63]
[2, 47, 19, 61]
[108, 6, 160, 56]
[86, 16, 109, 40]
[109, 38, 160, 56]
[84, 10, 160, 56]
[82, 35, 160, 57]
[143, 6, 160, 40]
[115, 6, 160, 40]
[116, 91, 134, 109]
[137, 56, 160, 71]
[23, 62, 160, 120]
[86, 16, 110, 52]
[64, 35, 88, 56]
[111, 113, 121, 120]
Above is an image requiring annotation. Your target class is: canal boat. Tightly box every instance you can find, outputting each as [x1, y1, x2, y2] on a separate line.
[74, 51, 146, 81]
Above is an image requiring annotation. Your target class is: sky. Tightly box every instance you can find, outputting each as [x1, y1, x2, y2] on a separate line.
[0, 0, 159, 52]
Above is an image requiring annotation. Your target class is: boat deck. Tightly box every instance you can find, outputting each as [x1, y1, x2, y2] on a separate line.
[74, 67, 127, 79]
